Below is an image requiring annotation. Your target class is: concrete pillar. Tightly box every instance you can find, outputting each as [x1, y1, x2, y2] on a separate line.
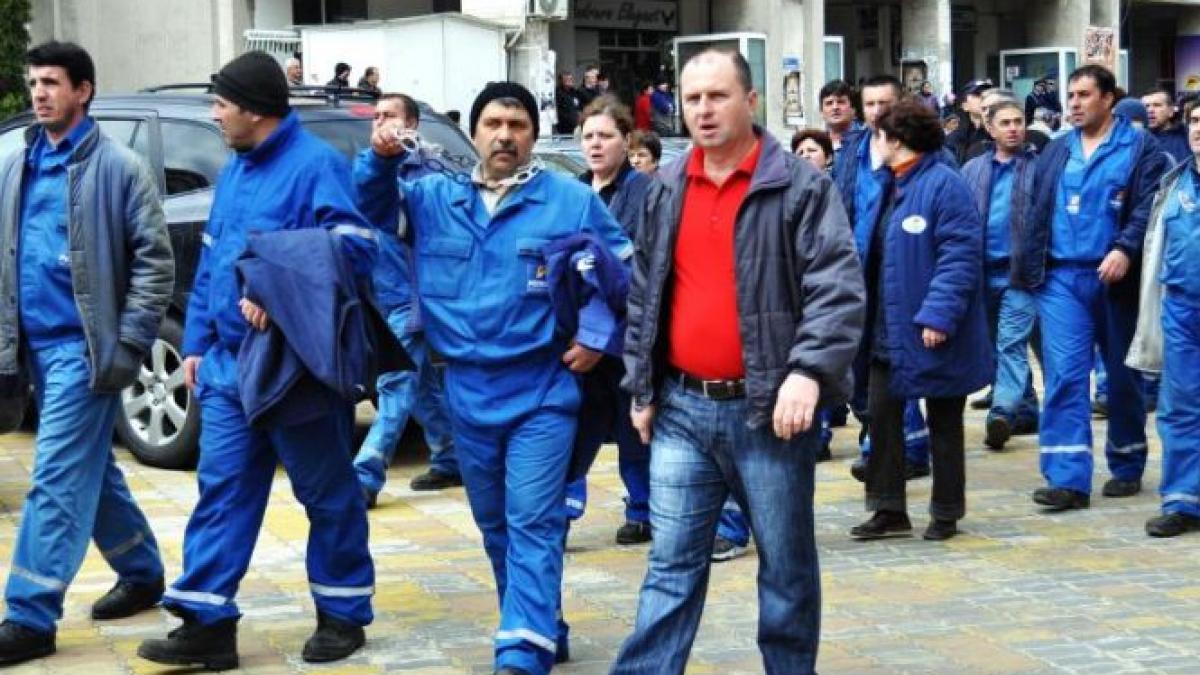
[509, 19, 558, 138]
[900, 0, 952, 104]
[1027, 0, 1089, 49]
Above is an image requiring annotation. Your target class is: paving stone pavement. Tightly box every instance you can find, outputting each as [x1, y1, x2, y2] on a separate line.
[1, 400, 1198, 674]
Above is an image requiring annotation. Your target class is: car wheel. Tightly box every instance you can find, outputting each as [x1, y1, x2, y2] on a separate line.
[114, 316, 200, 470]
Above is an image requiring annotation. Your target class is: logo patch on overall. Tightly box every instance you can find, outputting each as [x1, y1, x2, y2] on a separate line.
[527, 263, 548, 293]
[1109, 189, 1126, 210]
[901, 215, 927, 234]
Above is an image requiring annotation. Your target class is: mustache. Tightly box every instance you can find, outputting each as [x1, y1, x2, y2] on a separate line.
[489, 141, 518, 157]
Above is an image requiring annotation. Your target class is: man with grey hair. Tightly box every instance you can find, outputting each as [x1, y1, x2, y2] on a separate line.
[610, 48, 864, 675]
[285, 56, 303, 87]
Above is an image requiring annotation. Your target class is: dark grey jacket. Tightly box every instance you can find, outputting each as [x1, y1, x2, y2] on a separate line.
[622, 129, 866, 428]
[0, 122, 174, 416]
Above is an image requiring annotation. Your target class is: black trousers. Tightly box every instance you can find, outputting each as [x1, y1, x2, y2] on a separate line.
[865, 361, 967, 521]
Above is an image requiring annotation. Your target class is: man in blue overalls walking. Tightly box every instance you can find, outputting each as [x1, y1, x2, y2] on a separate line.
[352, 93, 460, 506]
[137, 52, 378, 669]
[0, 41, 174, 667]
[356, 82, 630, 675]
[1130, 101, 1200, 537]
[1017, 65, 1167, 511]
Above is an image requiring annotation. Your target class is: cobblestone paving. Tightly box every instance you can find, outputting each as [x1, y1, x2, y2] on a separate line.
[1, 401, 1198, 674]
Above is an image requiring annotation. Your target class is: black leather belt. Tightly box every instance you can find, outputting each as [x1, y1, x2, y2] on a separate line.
[672, 369, 746, 400]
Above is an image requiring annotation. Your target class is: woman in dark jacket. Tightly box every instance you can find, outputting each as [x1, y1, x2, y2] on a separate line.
[564, 95, 655, 545]
[852, 99, 992, 542]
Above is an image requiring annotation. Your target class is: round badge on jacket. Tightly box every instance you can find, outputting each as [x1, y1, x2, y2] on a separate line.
[901, 215, 928, 234]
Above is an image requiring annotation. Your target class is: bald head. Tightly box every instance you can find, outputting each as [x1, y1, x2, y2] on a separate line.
[679, 49, 758, 150]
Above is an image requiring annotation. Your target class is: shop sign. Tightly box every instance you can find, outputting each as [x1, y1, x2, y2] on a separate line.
[574, 0, 679, 32]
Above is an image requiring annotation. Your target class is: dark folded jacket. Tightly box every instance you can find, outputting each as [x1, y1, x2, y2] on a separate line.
[235, 228, 411, 429]
[545, 233, 630, 357]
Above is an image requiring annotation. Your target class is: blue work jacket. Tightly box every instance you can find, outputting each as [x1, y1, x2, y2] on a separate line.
[1016, 117, 1167, 303]
[869, 153, 993, 398]
[961, 147, 1037, 284]
[183, 112, 377, 359]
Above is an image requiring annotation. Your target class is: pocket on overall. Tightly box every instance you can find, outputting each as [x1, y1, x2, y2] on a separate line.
[418, 237, 473, 298]
[516, 237, 552, 297]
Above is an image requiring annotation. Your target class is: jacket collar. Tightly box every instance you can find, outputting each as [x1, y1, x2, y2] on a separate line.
[893, 151, 942, 189]
[23, 116, 102, 166]
[661, 126, 792, 193]
[240, 111, 300, 165]
[450, 163, 551, 212]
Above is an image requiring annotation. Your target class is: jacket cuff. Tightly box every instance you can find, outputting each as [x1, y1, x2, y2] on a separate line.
[913, 309, 955, 337]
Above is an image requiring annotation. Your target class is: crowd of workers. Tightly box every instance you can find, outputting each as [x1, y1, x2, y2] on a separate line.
[0, 36, 1197, 675]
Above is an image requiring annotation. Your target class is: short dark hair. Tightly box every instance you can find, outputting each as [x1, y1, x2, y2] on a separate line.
[379, 93, 420, 123]
[682, 48, 753, 93]
[876, 99, 944, 153]
[335, 62, 351, 76]
[1069, 65, 1117, 97]
[26, 41, 96, 107]
[862, 74, 903, 98]
[580, 94, 634, 136]
[819, 79, 855, 103]
[790, 128, 834, 158]
[629, 130, 662, 162]
[1142, 86, 1173, 102]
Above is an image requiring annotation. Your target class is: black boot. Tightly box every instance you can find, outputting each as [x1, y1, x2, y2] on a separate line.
[0, 620, 55, 666]
[92, 577, 165, 620]
[137, 616, 239, 671]
[302, 611, 365, 663]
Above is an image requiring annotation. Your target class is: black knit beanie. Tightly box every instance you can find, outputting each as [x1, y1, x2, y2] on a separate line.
[469, 81, 539, 139]
[212, 51, 290, 118]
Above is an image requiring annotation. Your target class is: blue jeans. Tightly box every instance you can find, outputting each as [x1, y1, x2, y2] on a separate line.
[1158, 292, 1200, 517]
[611, 379, 820, 675]
[1037, 267, 1146, 493]
[354, 310, 457, 496]
[5, 340, 163, 633]
[985, 280, 1040, 424]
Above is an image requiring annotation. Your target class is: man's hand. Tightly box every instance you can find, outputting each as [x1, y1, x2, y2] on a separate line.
[1097, 249, 1131, 284]
[631, 402, 656, 445]
[183, 356, 202, 392]
[563, 342, 603, 373]
[772, 372, 820, 440]
[371, 123, 412, 159]
[239, 298, 270, 331]
[922, 327, 947, 349]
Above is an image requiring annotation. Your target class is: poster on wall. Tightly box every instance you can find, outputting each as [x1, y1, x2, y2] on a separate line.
[1082, 26, 1117, 74]
[1177, 35, 1200, 92]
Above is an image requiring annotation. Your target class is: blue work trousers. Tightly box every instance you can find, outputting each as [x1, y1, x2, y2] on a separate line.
[4, 340, 163, 633]
[611, 379, 820, 675]
[354, 315, 457, 496]
[163, 348, 374, 626]
[1158, 291, 1200, 517]
[1037, 267, 1147, 493]
[564, 357, 650, 524]
[984, 280, 1040, 424]
[716, 498, 750, 546]
[446, 367, 577, 675]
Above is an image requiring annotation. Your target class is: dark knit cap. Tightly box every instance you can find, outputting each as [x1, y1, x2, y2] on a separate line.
[212, 51, 290, 118]
[469, 81, 539, 139]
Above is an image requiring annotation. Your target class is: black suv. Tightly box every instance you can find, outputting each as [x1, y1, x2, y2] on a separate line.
[0, 86, 477, 470]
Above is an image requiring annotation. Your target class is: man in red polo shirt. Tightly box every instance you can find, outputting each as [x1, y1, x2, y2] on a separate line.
[610, 49, 865, 675]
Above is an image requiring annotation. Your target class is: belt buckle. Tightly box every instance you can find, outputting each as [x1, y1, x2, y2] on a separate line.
[702, 379, 733, 400]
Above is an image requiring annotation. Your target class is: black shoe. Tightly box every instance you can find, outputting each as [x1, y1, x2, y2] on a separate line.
[984, 416, 1011, 451]
[850, 457, 866, 482]
[905, 463, 931, 480]
[1032, 487, 1090, 512]
[828, 406, 848, 428]
[0, 621, 55, 666]
[555, 631, 569, 664]
[302, 612, 365, 663]
[970, 393, 993, 410]
[409, 469, 463, 491]
[850, 511, 913, 540]
[1102, 478, 1142, 498]
[1012, 416, 1039, 436]
[92, 577, 165, 620]
[615, 520, 651, 545]
[710, 536, 748, 562]
[137, 616, 239, 671]
[816, 443, 833, 462]
[923, 519, 958, 541]
[1146, 512, 1200, 538]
